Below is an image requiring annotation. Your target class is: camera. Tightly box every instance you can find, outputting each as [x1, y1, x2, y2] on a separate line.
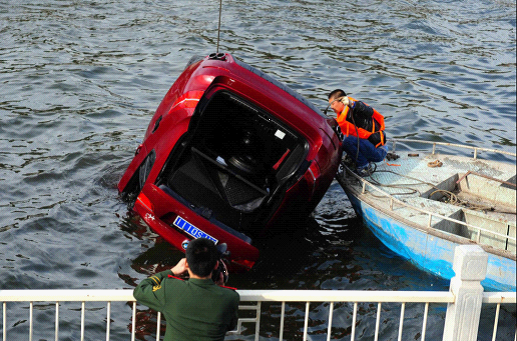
[212, 243, 229, 284]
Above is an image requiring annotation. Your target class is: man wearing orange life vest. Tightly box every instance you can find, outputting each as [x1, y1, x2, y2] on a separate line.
[328, 89, 388, 175]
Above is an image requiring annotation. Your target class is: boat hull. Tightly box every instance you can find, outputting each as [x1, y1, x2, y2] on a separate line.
[345, 190, 516, 291]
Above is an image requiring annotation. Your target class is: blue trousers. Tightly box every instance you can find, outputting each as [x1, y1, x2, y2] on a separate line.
[342, 136, 388, 169]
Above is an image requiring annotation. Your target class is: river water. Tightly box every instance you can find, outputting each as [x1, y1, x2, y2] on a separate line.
[1, 0, 515, 340]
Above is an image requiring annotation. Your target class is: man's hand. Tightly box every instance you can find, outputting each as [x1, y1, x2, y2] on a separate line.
[171, 258, 188, 277]
[341, 96, 352, 107]
[214, 261, 229, 286]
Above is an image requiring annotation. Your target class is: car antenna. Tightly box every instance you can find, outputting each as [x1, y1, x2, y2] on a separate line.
[216, 0, 223, 53]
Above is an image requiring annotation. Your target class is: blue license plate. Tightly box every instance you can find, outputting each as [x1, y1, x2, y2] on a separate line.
[173, 216, 219, 244]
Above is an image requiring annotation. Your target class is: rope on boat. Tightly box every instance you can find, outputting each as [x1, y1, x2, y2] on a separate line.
[428, 189, 516, 214]
[428, 189, 492, 211]
[366, 169, 428, 196]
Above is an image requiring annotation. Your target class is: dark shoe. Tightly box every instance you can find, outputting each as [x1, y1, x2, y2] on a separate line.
[354, 163, 375, 177]
[342, 154, 355, 168]
[354, 167, 370, 177]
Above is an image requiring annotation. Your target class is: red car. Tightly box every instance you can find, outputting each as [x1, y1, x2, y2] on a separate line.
[118, 53, 342, 270]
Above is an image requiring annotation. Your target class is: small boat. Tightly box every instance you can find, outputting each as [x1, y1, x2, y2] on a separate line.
[336, 139, 516, 291]
[118, 53, 342, 270]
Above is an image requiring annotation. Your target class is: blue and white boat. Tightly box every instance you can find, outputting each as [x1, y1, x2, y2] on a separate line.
[336, 139, 516, 291]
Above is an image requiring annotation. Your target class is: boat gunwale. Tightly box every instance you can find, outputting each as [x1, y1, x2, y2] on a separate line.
[390, 138, 517, 158]
[337, 138, 516, 261]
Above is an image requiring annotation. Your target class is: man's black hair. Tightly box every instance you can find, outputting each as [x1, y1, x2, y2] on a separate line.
[328, 89, 347, 100]
[186, 238, 218, 278]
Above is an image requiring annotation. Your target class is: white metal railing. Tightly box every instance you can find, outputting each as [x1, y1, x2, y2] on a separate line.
[0, 290, 443, 341]
[342, 139, 517, 247]
[1, 247, 516, 341]
[234, 290, 455, 341]
[483, 292, 517, 341]
[0, 290, 515, 341]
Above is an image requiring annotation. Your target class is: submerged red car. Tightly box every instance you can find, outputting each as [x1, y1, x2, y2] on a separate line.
[118, 53, 342, 270]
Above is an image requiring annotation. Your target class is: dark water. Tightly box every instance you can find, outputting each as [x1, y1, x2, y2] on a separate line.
[1, 0, 515, 340]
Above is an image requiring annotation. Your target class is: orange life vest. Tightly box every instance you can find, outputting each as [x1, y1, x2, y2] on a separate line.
[336, 97, 386, 147]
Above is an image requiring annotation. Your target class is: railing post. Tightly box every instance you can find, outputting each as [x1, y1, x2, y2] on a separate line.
[442, 245, 487, 341]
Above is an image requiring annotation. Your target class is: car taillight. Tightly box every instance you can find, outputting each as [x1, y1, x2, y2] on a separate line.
[136, 192, 153, 212]
[135, 144, 143, 156]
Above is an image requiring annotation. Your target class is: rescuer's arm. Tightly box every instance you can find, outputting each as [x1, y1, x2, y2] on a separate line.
[133, 270, 172, 312]
[341, 97, 374, 118]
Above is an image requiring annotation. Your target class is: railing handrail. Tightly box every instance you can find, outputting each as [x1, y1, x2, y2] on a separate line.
[232, 290, 456, 303]
[481, 291, 517, 304]
[0, 289, 134, 302]
[390, 138, 517, 158]
[0, 289, 514, 304]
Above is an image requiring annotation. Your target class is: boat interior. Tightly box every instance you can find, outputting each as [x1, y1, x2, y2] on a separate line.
[351, 152, 516, 253]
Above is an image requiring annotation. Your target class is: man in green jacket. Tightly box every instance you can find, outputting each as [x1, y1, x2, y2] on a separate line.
[133, 238, 240, 341]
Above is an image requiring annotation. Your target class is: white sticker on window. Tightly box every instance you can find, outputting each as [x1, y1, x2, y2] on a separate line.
[275, 130, 286, 139]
